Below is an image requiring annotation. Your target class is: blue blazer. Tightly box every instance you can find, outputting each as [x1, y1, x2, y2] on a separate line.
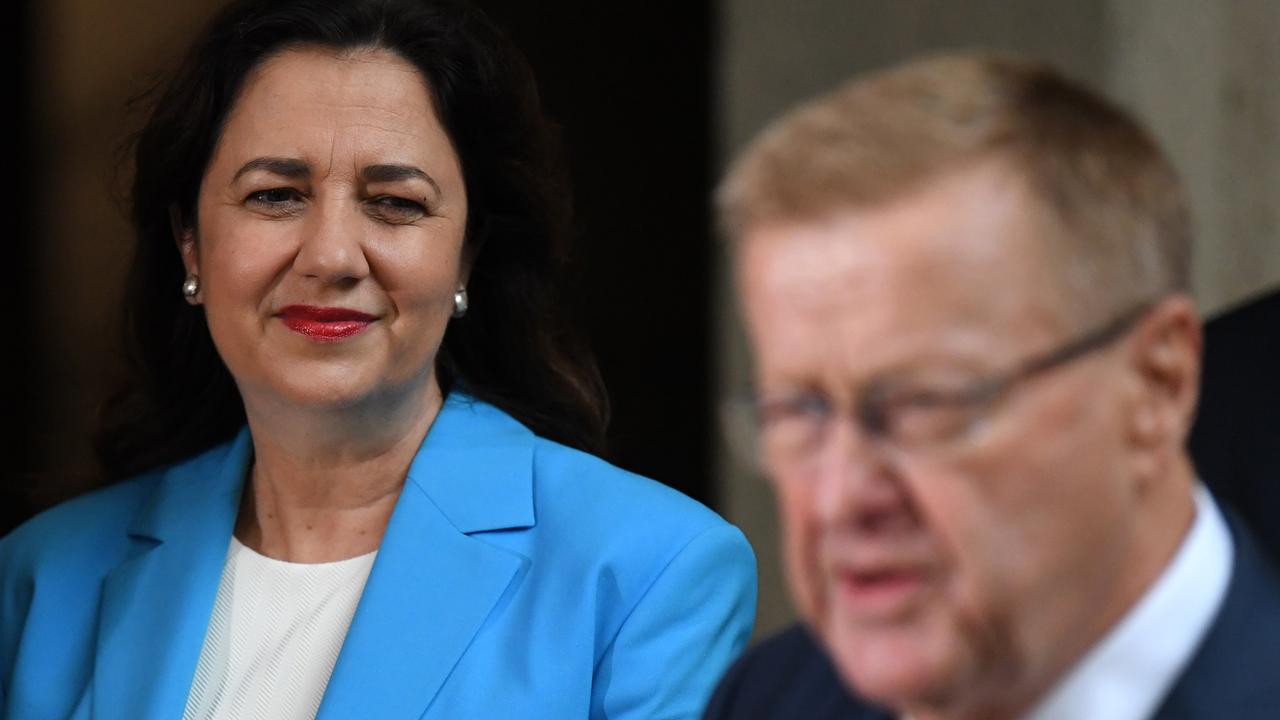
[1, 394, 757, 719]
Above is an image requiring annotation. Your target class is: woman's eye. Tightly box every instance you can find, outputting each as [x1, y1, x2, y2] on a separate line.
[367, 196, 428, 223]
[245, 188, 306, 214]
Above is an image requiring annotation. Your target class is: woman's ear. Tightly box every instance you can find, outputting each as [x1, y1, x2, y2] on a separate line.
[171, 204, 202, 303]
[171, 205, 198, 271]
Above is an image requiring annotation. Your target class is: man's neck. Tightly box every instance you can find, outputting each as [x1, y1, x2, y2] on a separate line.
[1019, 481, 1232, 720]
[906, 457, 1204, 720]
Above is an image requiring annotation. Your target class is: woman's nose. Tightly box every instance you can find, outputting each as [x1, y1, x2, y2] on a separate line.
[292, 197, 371, 283]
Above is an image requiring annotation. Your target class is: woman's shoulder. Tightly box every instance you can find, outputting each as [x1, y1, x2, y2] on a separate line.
[530, 437, 729, 536]
[0, 472, 160, 590]
[524, 437, 755, 598]
[0, 438, 239, 584]
[523, 436, 758, 701]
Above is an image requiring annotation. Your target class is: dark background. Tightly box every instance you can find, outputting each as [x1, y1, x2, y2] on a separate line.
[3, 0, 718, 535]
[6, 0, 40, 535]
[478, 0, 717, 503]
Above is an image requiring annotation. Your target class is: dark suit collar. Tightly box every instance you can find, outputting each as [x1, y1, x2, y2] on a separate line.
[1152, 509, 1280, 717]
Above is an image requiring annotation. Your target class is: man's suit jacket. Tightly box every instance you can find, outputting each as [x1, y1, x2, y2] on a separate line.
[703, 512, 1280, 719]
[1191, 287, 1280, 566]
[0, 393, 757, 720]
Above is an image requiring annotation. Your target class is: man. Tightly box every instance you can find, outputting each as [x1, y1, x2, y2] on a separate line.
[705, 53, 1280, 720]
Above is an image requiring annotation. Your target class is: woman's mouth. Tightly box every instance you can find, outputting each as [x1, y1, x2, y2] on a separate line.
[277, 305, 377, 342]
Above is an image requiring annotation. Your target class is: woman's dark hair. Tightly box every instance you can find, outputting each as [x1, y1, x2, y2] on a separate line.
[97, 0, 609, 479]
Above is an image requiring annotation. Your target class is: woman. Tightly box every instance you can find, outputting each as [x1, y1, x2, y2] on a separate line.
[0, 1, 756, 718]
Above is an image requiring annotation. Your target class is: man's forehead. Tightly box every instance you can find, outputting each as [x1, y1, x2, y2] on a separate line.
[736, 162, 1071, 367]
[740, 160, 1062, 293]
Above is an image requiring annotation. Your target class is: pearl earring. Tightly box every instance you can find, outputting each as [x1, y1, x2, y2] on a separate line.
[452, 288, 469, 318]
[182, 274, 200, 298]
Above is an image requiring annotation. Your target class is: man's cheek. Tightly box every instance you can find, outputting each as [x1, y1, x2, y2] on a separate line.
[780, 500, 827, 622]
[939, 540, 1021, 689]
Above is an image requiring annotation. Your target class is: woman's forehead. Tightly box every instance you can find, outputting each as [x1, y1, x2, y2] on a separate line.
[231, 47, 434, 136]
[209, 47, 461, 186]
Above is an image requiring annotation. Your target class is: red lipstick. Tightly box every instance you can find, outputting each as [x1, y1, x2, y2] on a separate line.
[277, 305, 376, 341]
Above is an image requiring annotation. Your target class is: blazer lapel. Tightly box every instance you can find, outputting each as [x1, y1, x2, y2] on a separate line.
[92, 430, 251, 720]
[1152, 513, 1280, 717]
[317, 394, 536, 719]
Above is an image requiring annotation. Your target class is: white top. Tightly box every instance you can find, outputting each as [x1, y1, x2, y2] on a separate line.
[1024, 484, 1233, 720]
[182, 537, 378, 720]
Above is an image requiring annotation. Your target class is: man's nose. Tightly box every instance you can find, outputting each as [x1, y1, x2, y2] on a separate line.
[811, 415, 914, 532]
[293, 197, 371, 283]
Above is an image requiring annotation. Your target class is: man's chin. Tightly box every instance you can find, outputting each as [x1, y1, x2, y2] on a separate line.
[823, 618, 962, 712]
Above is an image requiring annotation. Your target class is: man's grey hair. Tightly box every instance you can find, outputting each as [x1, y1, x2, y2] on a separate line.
[718, 52, 1192, 326]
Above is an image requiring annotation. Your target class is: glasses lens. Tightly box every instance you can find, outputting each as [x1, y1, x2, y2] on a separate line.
[754, 393, 828, 470]
[884, 393, 989, 450]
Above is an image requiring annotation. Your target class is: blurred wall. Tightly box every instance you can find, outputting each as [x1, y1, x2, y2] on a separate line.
[20, 0, 224, 499]
[716, 0, 1280, 639]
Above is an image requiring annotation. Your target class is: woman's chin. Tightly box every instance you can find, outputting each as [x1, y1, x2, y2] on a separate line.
[244, 363, 439, 416]
[247, 370, 389, 412]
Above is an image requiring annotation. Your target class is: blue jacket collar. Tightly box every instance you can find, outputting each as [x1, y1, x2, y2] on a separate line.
[403, 392, 536, 534]
[95, 392, 534, 719]
[124, 392, 537, 544]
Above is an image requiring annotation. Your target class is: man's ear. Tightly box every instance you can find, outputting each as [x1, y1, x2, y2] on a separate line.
[1126, 294, 1202, 460]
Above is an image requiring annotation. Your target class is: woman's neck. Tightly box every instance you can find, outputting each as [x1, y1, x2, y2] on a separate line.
[234, 380, 445, 563]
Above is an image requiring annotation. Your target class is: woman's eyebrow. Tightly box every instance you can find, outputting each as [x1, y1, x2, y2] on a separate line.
[361, 163, 442, 199]
[232, 156, 310, 182]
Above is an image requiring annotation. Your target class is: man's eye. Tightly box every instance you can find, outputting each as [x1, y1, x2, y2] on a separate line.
[367, 196, 427, 223]
[759, 394, 829, 425]
[895, 388, 963, 408]
[882, 389, 985, 443]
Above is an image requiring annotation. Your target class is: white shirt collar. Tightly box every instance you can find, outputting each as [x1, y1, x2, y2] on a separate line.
[1023, 484, 1234, 720]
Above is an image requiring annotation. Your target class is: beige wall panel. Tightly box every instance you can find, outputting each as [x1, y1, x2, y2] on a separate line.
[1107, 0, 1280, 313]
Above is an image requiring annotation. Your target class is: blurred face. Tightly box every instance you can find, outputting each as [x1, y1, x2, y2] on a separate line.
[181, 46, 467, 412]
[737, 162, 1150, 716]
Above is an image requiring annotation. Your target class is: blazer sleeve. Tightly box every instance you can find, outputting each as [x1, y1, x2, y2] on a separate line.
[591, 523, 757, 720]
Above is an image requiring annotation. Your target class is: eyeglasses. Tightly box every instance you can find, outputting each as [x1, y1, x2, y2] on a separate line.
[734, 301, 1155, 471]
